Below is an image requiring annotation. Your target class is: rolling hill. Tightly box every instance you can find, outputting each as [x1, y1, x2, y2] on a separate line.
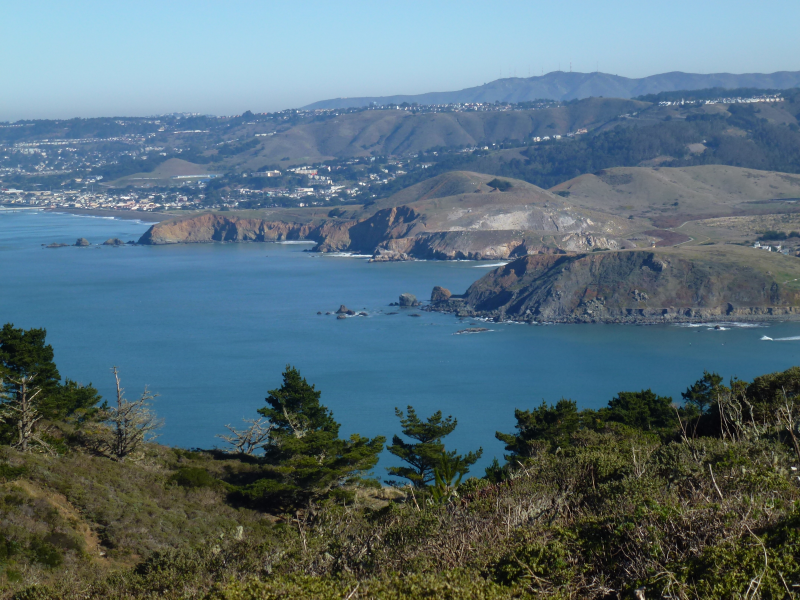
[234, 98, 646, 168]
[138, 171, 635, 258]
[304, 70, 800, 109]
[551, 165, 800, 226]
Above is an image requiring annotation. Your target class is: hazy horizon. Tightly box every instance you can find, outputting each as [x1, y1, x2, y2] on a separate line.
[4, 0, 799, 122]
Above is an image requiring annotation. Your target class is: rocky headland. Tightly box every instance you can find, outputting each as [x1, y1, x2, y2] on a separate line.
[136, 171, 633, 259]
[428, 246, 800, 324]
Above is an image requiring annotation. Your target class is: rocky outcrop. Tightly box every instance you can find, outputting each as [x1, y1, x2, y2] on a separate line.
[431, 286, 452, 304]
[429, 247, 800, 324]
[135, 199, 624, 261]
[103, 238, 125, 246]
[398, 293, 420, 307]
[137, 208, 417, 254]
[75, 238, 90, 247]
[336, 305, 356, 315]
[137, 213, 330, 245]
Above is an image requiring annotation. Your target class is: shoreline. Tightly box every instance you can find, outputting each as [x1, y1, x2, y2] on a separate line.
[427, 304, 800, 325]
[42, 207, 175, 222]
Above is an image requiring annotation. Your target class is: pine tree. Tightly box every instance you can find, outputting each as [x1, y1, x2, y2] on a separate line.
[247, 366, 385, 508]
[682, 371, 723, 416]
[387, 406, 482, 488]
[495, 399, 585, 458]
[0, 323, 101, 424]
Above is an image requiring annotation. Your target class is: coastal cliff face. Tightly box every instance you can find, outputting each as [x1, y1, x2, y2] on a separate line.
[137, 207, 424, 254]
[136, 210, 622, 265]
[430, 247, 800, 323]
[137, 214, 321, 244]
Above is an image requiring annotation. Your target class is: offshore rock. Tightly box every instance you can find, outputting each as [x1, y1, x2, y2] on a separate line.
[399, 293, 420, 307]
[75, 238, 91, 247]
[430, 286, 452, 304]
[336, 305, 356, 315]
[103, 238, 125, 246]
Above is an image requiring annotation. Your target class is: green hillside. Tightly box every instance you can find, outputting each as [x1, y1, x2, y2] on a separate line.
[2, 325, 800, 598]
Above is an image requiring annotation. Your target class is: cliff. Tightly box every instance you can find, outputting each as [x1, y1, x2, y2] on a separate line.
[430, 246, 800, 323]
[137, 171, 632, 259]
[136, 208, 419, 253]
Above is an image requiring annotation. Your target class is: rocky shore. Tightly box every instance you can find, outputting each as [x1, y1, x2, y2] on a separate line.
[426, 247, 800, 325]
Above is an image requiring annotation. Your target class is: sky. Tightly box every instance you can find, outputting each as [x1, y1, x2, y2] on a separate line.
[2, 0, 799, 121]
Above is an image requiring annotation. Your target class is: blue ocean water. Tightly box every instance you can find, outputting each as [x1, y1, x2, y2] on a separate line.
[2, 208, 800, 474]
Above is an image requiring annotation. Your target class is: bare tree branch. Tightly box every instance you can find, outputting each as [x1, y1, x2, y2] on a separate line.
[217, 418, 274, 455]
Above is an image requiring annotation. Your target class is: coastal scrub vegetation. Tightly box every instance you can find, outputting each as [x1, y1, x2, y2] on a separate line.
[1, 323, 799, 598]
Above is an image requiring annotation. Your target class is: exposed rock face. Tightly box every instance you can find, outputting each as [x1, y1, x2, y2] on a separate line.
[431, 286, 452, 304]
[137, 214, 330, 245]
[334, 206, 419, 254]
[430, 248, 800, 324]
[137, 209, 415, 255]
[75, 238, 90, 247]
[369, 248, 411, 262]
[398, 293, 420, 307]
[103, 238, 125, 246]
[336, 305, 356, 315]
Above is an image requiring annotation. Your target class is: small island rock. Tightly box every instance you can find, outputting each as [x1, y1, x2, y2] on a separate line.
[399, 293, 420, 307]
[103, 238, 125, 246]
[336, 305, 356, 315]
[75, 238, 91, 247]
[431, 286, 452, 304]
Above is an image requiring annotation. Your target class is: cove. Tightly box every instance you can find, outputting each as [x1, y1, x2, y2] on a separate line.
[2, 209, 800, 473]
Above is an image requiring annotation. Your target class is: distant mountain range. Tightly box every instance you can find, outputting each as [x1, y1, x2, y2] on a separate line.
[303, 70, 800, 109]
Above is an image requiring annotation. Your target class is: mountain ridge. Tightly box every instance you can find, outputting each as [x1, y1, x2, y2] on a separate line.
[303, 70, 800, 109]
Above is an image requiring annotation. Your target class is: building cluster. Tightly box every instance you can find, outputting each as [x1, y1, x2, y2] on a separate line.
[753, 240, 792, 255]
[532, 128, 587, 143]
[0, 189, 197, 212]
[658, 94, 784, 107]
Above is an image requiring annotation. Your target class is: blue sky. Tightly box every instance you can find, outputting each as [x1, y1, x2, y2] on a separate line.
[2, 0, 799, 121]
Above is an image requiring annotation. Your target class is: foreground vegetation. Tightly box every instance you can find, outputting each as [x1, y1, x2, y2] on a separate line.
[1, 324, 799, 599]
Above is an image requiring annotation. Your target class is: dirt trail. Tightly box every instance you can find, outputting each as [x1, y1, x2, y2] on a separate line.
[11, 480, 108, 562]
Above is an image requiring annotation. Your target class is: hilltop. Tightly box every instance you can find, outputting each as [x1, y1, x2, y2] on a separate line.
[303, 69, 800, 109]
[552, 165, 800, 227]
[430, 245, 800, 324]
[231, 98, 645, 168]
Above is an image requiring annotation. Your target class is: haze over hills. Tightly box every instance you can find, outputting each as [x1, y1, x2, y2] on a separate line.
[304, 70, 800, 109]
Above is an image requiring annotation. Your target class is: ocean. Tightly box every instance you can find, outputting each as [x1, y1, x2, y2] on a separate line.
[2, 208, 800, 474]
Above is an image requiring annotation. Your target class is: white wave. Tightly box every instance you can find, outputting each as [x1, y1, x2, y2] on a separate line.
[761, 336, 774, 341]
[275, 240, 315, 245]
[323, 253, 372, 258]
[474, 262, 509, 268]
[764, 335, 800, 341]
[674, 322, 766, 329]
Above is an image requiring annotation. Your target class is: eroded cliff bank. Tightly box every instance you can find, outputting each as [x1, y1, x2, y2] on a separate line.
[428, 246, 800, 324]
[136, 209, 619, 260]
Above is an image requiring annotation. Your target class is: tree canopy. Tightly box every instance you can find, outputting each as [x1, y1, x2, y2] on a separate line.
[387, 406, 482, 488]
[244, 366, 385, 508]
